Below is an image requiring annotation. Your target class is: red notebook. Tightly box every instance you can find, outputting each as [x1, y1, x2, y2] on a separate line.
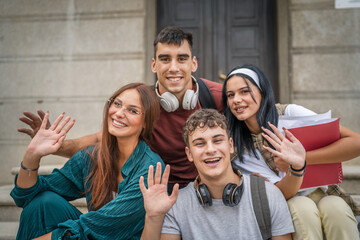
[287, 118, 343, 189]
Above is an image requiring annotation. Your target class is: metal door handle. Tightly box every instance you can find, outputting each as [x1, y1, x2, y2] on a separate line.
[218, 70, 226, 81]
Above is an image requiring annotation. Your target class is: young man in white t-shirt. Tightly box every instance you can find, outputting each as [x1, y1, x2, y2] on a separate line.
[139, 109, 304, 240]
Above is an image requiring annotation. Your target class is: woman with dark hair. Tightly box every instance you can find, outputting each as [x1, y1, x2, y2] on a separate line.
[11, 83, 164, 240]
[222, 64, 360, 240]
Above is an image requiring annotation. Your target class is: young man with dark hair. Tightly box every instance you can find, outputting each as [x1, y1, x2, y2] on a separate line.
[139, 108, 302, 240]
[149, 26, 223, 190]
[18, 26, 223, 191]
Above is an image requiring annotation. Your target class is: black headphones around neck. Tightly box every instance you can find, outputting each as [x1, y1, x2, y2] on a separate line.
[194, 169, 244, 207]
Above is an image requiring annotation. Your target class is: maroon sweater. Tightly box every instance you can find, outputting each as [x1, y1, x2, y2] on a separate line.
[149, 79, 223, 185]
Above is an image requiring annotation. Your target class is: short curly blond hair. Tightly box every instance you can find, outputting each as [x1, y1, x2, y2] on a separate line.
[183, 109, 230, 147]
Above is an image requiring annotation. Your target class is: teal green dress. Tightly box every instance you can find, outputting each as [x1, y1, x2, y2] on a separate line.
[11, 140, 164, 240]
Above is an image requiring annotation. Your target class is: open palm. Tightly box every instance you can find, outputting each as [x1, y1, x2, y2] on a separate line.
[262, 122, 306, 170]
[139, 163, 179, 217]
[27, 112, 75, 159]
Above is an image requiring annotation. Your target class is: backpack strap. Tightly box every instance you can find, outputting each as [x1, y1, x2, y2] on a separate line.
[195, 77, 217, 109]
[250, 175, 272, 240]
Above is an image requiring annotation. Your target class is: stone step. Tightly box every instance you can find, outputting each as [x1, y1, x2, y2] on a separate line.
[0, 222, 18, 240]
[0, 185, 21, 222]
[340, 165, 360, 195]
[0, 183, 87, 240]
[343, 165, 360, 179]
[0, 185, 87, 222]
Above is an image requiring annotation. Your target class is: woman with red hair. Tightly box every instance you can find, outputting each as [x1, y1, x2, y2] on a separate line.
[11, 83, 164, 240]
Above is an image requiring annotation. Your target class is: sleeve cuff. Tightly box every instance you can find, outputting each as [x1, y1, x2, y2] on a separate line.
[51, 228, 63, 240]
[51, 227, 80, 240]
[10, 174, 42, 208]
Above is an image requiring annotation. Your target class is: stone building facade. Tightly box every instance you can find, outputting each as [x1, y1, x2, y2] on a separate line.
[0, 0, 359, 185]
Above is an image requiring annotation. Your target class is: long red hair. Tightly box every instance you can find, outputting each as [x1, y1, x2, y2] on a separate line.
[86, 83, 159, 210]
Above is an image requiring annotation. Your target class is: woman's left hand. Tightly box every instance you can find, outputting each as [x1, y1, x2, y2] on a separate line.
[261, 122, 305, 170]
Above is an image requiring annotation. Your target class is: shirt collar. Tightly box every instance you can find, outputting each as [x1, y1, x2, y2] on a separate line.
[120, 140, 146, 178]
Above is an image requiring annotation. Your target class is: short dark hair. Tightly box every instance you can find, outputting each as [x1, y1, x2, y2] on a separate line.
[154, 26, 193, 57]
[183, 109, 230, 147]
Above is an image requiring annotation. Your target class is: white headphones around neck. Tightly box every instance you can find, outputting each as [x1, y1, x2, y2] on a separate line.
[155, 77, 199, 112]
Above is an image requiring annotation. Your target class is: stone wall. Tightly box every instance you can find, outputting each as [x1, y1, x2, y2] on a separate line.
[0, 0, 156, 185]
[278, 0, 360, 165]
[1, 0, 359, 185]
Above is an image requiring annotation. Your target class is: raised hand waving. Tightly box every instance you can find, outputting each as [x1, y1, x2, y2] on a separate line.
[26, 112, 75, 159]
[261, 122, 306, 170]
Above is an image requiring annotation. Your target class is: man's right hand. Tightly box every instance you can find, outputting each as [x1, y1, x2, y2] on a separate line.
[26, 112, 75, 160]
[18, 110, 101, 159]
[139, 163, 179, 218]
[18, 110, 51, 138]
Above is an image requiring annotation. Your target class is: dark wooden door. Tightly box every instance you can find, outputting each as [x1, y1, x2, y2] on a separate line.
[157, 0, 278, 100]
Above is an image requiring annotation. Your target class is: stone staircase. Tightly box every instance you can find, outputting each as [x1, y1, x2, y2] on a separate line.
[0, 165, 359, 239]
[0, 185, 20, 240]
[0, 165, 88, 240]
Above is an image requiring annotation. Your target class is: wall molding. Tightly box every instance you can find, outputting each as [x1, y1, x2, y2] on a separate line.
[0, 52, 144, 63]
[290, 1, 334, 11]
[292, 46, 360, 55]
[0, 96, 109, 103]
[293, 90, 360, 99]
[0, 11, 145, 23]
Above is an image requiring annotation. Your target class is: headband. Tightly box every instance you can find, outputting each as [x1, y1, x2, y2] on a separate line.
[227, 68, 262, 91]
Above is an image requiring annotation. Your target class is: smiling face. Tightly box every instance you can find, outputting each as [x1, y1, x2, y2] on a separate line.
[185, 125, 234, 182]
[225, 75, 262, 133]
[151, 41, 198, 101]
[107, 89, 145, 142]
